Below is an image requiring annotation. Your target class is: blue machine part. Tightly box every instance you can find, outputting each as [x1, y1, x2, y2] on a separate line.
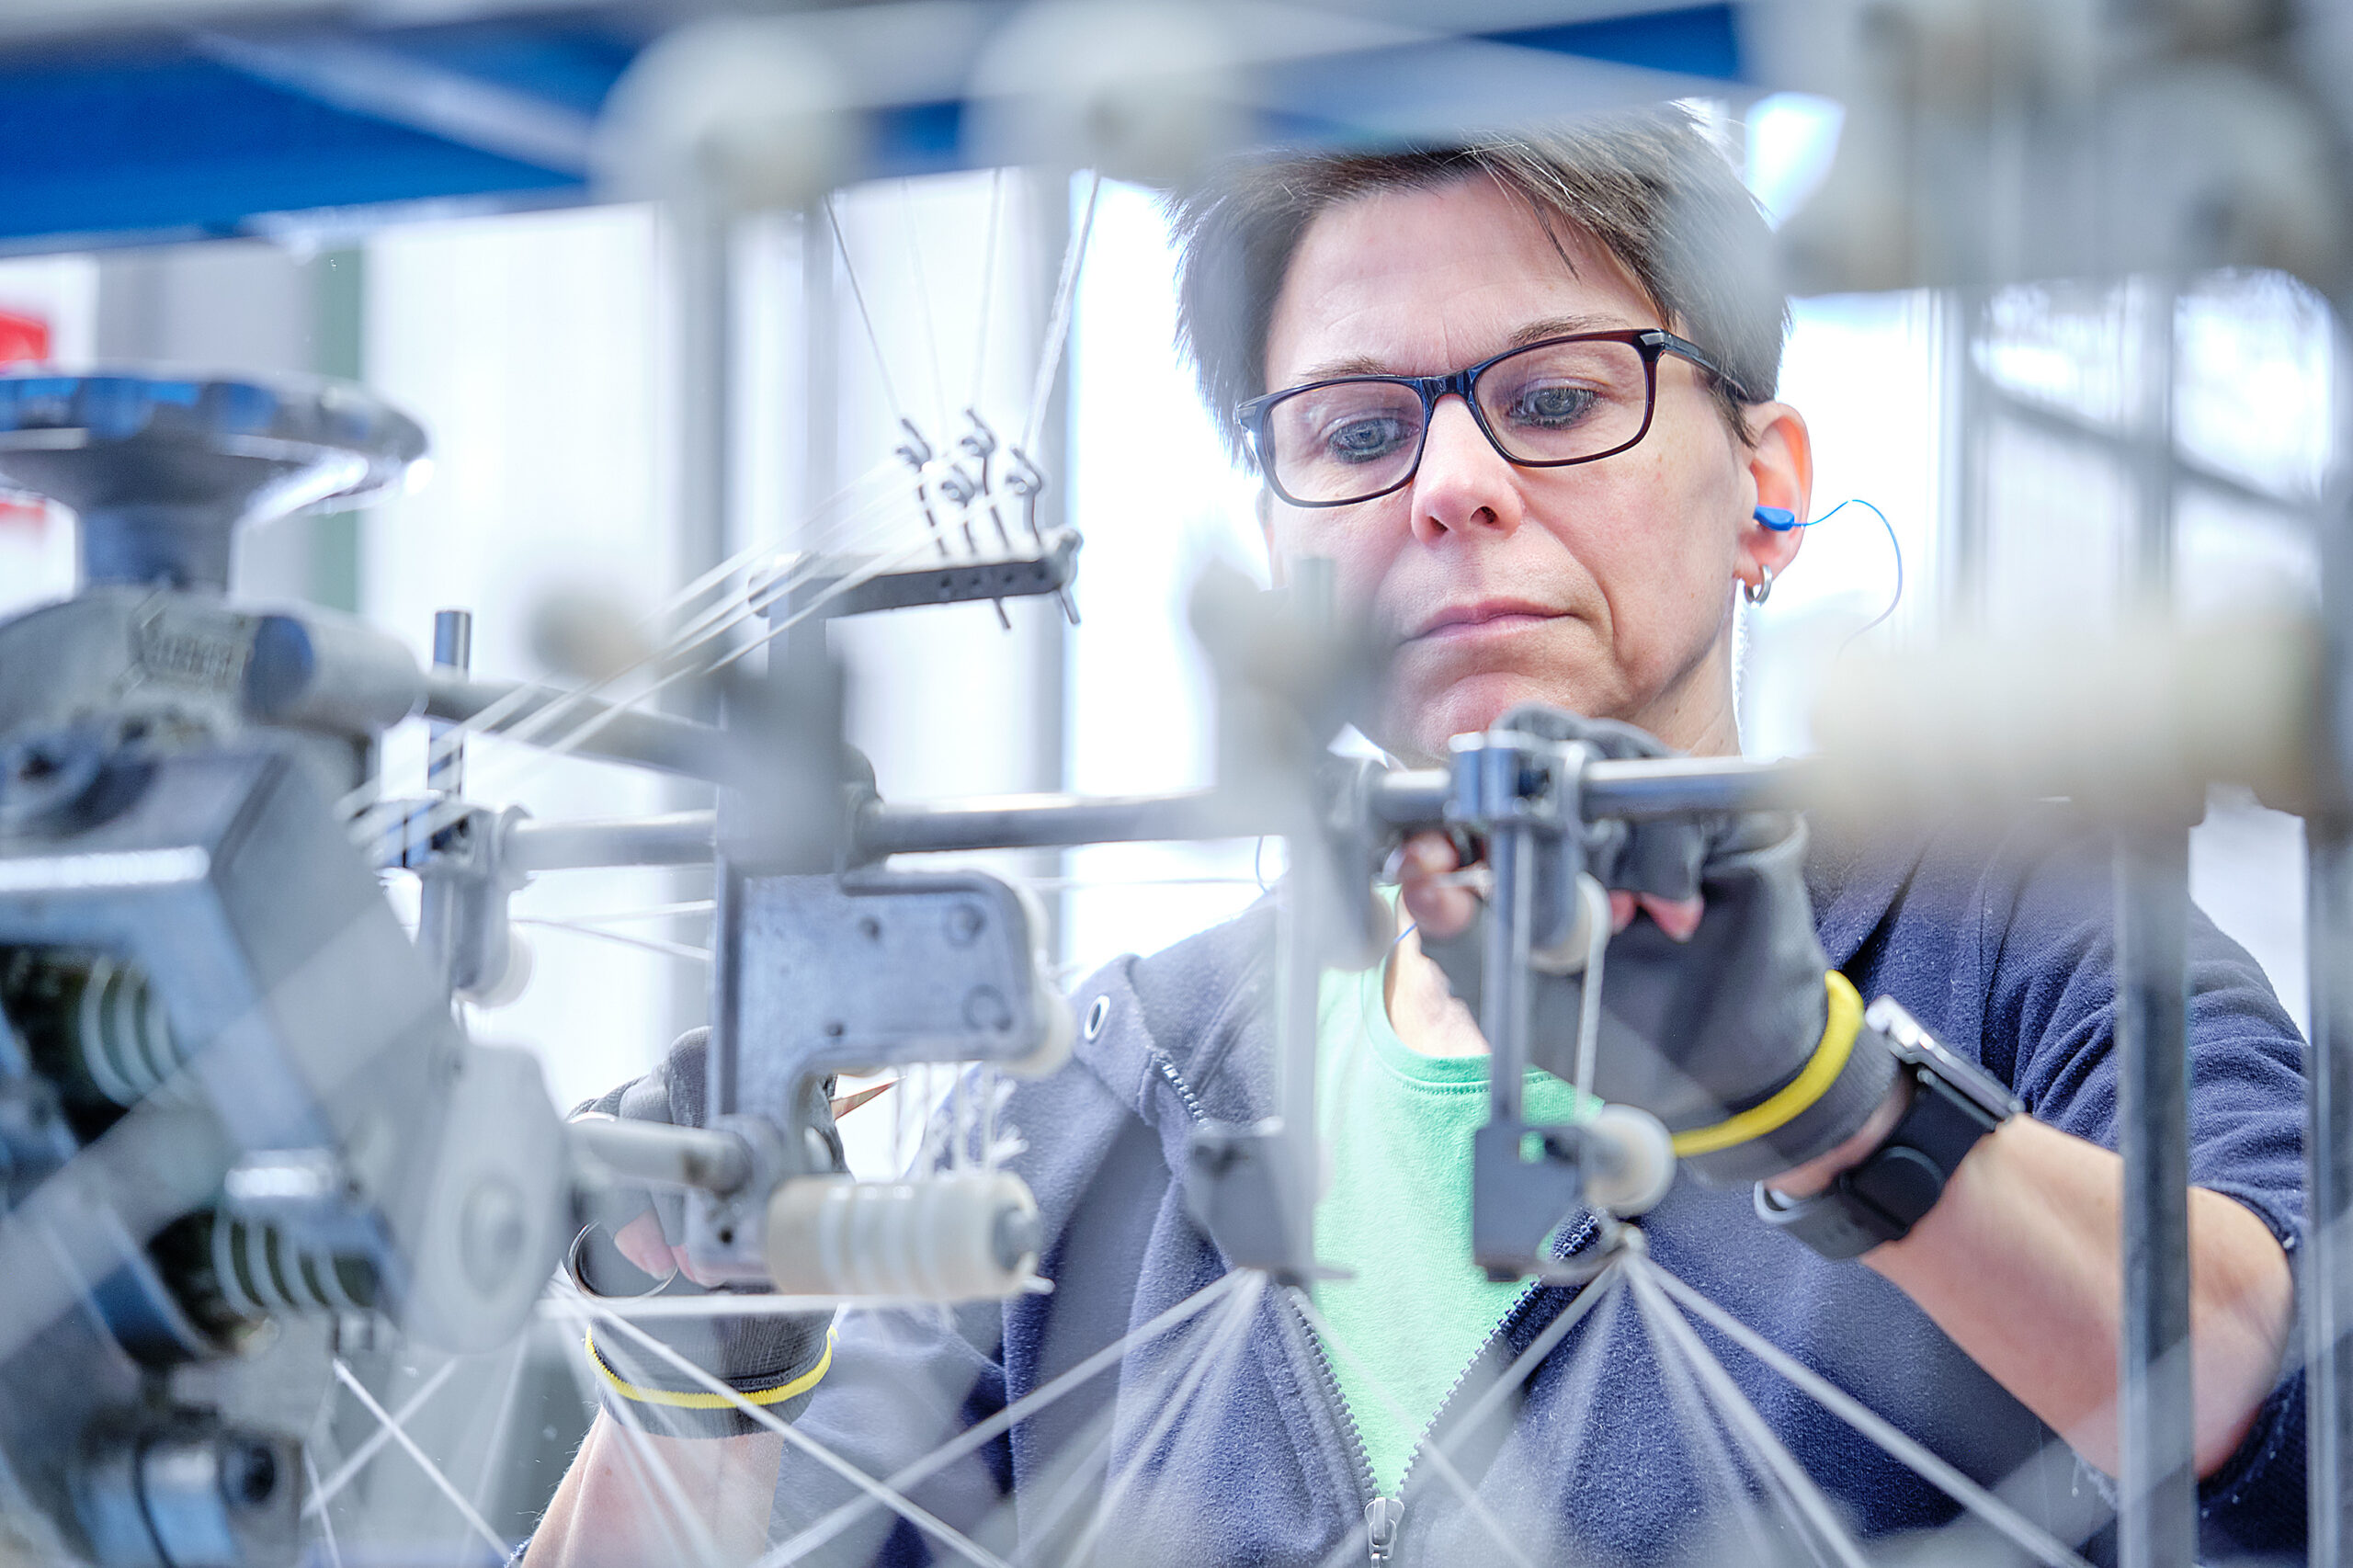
[0, 5, 1747, 255]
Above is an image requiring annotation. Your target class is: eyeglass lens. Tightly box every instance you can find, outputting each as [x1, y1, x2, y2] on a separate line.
[1261, 336, 1654, 506]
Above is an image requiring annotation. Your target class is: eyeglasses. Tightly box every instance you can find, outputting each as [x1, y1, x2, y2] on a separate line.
[1236, 328, 1745, 509]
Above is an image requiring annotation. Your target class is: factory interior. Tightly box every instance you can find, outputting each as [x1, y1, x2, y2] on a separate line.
[0, 0, 2349, 1564]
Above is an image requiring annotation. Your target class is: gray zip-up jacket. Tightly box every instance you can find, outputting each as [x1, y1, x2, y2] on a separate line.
[767, 814, 2309, 1566]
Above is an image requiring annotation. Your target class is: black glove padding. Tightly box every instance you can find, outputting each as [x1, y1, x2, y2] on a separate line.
[569, 1028, 841, 1437]
[1424, 706, 1895, 1185]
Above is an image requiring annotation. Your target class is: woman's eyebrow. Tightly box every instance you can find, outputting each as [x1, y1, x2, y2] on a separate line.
[1506, 313, 1625, 347]
[1292, 352, 1397, 382]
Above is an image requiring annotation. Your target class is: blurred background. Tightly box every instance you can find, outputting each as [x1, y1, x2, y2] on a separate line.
[4, 122, 2325, 1108]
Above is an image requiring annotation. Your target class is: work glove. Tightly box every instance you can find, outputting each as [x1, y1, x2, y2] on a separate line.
[1421, 705, 1896, 1186]
[568, 1028, 840, 1437]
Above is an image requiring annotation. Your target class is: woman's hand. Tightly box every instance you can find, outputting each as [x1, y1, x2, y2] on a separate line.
[1394, 829, 1702, 946]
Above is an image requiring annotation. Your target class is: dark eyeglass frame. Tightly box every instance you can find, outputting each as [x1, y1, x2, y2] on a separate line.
[1235, 327, 1751, 509]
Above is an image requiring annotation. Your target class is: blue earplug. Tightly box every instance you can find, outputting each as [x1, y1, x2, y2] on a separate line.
[1754, 506, 1798, 530]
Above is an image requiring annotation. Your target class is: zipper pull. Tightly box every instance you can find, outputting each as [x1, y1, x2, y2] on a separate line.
[1365, 1495, 1404, 1562]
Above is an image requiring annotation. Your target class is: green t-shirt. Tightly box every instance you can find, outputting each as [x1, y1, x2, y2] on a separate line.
[1312, 952, 1587, 1496]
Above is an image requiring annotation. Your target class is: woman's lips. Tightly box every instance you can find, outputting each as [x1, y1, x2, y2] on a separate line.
[1406, 602, 1568, 643]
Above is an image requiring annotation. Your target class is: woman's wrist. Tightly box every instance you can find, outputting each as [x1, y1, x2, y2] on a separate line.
[1761, 1074, 1913, 1199]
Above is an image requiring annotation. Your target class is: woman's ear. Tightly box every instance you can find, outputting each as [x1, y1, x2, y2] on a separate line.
[1740, 402, 1813, 593]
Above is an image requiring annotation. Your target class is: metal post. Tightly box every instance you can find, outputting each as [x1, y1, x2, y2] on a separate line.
[2111, 259, 2195, 1568]
[670, 191, 734, 1046]
[426, 609, 471, 795]
[414, 608, 473, 994]
[2113, 825, 2197, 1568]
[1271, 817, 1322, 1274]
[1938, 287, 1989, 631]
[1481, 824, 1536, 1129]
[2306, 400, 2353, 1557]
[2131, 277, 2177, 600]
[1028, 167, 1074, 960]
[2311, 820, 2353, 1563]
[1271, 555, 1336, 1277]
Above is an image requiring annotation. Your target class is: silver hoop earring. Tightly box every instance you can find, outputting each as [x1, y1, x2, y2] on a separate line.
[1743, 565, 1774, 607]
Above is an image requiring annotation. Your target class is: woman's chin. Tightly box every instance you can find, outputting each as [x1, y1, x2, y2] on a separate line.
[1381, 671, 1613, 763]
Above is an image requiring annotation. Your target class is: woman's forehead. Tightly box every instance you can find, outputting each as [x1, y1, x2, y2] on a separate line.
[1265, 176, 1657, 386]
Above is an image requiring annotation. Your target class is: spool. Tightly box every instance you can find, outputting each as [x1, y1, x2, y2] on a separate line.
[72, 957, 182, 1106]
[0, 953, 188, 1108]
[206, 1211, 377, 1318]
[1578, 1106, 1677, 1217]
[764, 1172, 1040, 1301]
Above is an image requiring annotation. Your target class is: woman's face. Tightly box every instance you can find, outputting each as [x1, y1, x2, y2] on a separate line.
[1259, 175, 1806, 763]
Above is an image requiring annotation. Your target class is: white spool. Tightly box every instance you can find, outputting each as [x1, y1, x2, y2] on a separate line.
[964, 0, 1242, 185]
[595, 17, 851, 213]
[765, 1172, 1041, 1301]
[1578, 1105, 1677, 1217]
[1531, 870, 1607, 976]
[459, 931, 532, 1011]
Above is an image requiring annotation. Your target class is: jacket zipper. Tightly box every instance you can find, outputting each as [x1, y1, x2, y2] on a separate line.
[1381, 1212, 1601, 1557]
[1155, 1052, 1600, 1565]
[1156, 1057, 1387, 1551]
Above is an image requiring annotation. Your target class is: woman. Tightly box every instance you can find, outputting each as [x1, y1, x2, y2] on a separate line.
[530, 108, 2304, 1566]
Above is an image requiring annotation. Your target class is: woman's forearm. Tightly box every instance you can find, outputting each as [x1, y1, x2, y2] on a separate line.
[524, 1413, 781, 1568]
[1854, 1115, 2293, 1479]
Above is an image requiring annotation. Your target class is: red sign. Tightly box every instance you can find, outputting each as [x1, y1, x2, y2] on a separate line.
[0, 311, 45, 366]
[0, 310, 49, 528]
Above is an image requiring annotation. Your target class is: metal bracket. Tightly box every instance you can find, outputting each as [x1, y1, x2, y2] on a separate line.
[381, 798, 530, 1004]
[722, 868, 1062, 1121]
[1185, 1119, 1321, 1285]
[753, 528, 1083, 623]
[1470, 1119, 1589, 1281]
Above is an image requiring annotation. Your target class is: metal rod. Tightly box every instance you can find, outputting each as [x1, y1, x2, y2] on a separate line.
[1483, 826, 1535, 1126]
[506, 756, 1815, 873]
[506, 812, 721, 872]
[2312, 819, 2353, 1562]
[1582, 756, 1812, 822]
[853, 790, 1245, 857]
[2113, 824, 2197, 1568]
[417, 608, 474, 994]
[1273, 824, 1321, 1276]
[427, 608, 471, 795]
[2310, 452, 2353, 1562]
[570, 1117, 751, 1196]
[1370, 756, 1806, 829]
[422, 672, 731, 781]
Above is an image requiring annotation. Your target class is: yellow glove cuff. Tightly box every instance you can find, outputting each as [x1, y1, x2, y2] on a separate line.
[1669, 971, 1865, 1158]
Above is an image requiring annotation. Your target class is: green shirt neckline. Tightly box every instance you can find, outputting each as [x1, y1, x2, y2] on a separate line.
[1310, 938, 1586, 1495]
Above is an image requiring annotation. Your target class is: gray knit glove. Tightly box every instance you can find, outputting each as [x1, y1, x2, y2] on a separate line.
[1425, 706, 1896, 1185]
[570, 1029, 839, 1437]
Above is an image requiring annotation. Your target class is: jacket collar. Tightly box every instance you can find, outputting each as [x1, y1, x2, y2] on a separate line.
[1805, 816, 1930, 971]
[1069, 901, 1279, 1152]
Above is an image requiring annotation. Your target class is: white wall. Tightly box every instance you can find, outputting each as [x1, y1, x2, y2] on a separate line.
[364, 203, 679, 1114]
[1062, 180, 1268, 978]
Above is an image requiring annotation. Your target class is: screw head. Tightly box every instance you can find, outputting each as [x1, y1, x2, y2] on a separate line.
[962, 985, 1012, 1032]
[220, 1438, 278, 1509]
[459, 1178, 528, 1297]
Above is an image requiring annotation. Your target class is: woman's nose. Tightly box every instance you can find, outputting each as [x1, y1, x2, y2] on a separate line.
[1409, 395, 1523, 545]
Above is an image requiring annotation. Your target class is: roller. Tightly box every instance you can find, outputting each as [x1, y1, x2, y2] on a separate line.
[765, 1171, 1041, 1301]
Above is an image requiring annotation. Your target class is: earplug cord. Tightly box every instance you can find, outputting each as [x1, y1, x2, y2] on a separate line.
[1756, 498, 1903, 654]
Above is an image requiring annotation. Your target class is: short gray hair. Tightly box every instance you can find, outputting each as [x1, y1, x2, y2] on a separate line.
[1166, 105, 1790, 466]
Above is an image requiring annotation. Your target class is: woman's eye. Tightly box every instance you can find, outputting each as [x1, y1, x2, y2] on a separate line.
[1506, 383, 1599, 427]
[1324, 416, 1411, 463]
